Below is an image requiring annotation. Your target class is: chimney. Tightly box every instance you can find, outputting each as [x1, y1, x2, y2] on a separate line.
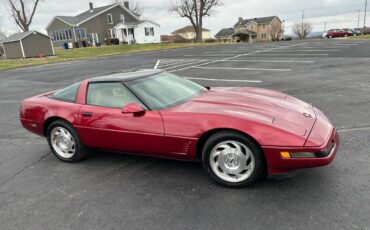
[238, 17, 243, 22]
[124, 1, 129, 9]
[89, 2, 94, 11]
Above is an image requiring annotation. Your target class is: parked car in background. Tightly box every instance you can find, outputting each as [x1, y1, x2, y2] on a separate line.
[323, 29, 352, 38]
[354, 27, 370, 34]
[343, 28, 360, 36]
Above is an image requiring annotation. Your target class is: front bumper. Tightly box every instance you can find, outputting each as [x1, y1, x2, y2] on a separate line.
[263, 128, 340, 175]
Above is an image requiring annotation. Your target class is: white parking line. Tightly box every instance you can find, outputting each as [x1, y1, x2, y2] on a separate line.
[205, 51, 243, 53]
[253, 54, 329, 56]
[185, 77, 262, 83]
[337, 126, 370, 133]
[222, 59, 315, 63]
[170, 42, 307, 72]
[164, 60, 209, 70]
[272, 50, 340, 52]
[159, 59, 201, 68]
[193, 66, 291, 72]
[184, 54, 239, 57]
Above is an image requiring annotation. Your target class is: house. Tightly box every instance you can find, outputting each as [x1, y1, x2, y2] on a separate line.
[172, 26, 211, 41]
[0, 31, 54, 59]
[46, 2, 160, 47]
[215, 28, 235, 42]
[216, 16, 284, 43]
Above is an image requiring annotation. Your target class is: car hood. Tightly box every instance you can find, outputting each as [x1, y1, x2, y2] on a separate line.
[170, 87, 316, 137]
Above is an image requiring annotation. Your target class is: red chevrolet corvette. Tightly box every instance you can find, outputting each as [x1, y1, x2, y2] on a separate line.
[20, 70, 339, 187]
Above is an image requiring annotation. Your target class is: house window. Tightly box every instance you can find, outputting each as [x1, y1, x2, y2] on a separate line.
[107, 14, 113, 24]
[145, 27, 154, 36]
[145, 27, 150, 36]
[120, 14, 125, 23]
[261, 33, 267, 39]
[76, 28, 87, 39]
[108, 29, 116, 38]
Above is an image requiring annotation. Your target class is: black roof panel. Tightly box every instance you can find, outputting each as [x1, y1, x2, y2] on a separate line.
[89, 69, 164, 83]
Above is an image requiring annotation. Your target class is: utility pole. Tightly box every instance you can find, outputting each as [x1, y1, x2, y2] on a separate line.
[364, 0, 368, 35]
[324, 21, 327, 32]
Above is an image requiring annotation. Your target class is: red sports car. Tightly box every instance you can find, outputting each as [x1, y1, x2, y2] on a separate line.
[20, 70, 339, 187]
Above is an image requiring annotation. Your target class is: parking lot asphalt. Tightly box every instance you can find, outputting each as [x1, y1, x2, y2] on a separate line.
[0, 39, 369, 230]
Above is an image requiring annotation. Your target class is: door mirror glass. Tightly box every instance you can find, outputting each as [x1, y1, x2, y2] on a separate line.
[122, 103, 145, 115]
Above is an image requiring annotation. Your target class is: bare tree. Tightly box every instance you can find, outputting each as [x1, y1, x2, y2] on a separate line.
[0, 7, 6, 40]
[270, 22, 282, 41]
[170, 0, 223, 42]
[111, 0, 143, 15]
[292, 21, 312, 39]
[7, 0, 41, 32]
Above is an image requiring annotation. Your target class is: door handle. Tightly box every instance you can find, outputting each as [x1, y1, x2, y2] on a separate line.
[82, 112, 93, 117]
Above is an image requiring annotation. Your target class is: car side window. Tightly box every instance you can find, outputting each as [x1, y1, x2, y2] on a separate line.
[87, 82, 144, 109]
[52, 82, 81, 102]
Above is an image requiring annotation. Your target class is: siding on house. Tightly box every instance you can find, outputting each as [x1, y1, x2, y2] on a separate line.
[79, 5, 137, 44]
[47, 4, 141, 46]
[3, 41, 23, 59]
[22, 34, 54, 57]
[47, 18, 75, 47]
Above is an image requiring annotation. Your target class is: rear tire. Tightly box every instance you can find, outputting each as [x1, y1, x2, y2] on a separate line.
[46, 120, 87, 163]
[202, 131, 266, 188]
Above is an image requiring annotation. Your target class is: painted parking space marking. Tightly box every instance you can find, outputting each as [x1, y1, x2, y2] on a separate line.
[193, 66, 291, 72]
[271, 49, 340, 52]
[164, 60, 209, 70]
[184, 54, 241, 57]
[222, 59, 315, 63]
[185, 77, 262, 83]
[252, 53, 329, 56]
[159, 59, 203, 68]
[337, 126, 370, 133]
[170, 42, 307, 72]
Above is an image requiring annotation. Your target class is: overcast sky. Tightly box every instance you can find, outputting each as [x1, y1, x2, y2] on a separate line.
[0, 0, 369, 36]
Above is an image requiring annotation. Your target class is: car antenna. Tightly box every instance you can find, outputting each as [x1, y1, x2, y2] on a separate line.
[154, 60, 160, 70]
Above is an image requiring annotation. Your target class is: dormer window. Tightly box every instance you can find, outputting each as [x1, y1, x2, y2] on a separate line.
[107, 14, 113, 24]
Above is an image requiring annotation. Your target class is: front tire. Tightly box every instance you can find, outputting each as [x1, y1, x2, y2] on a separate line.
[46, 120, 87, 162]
[202, 131, 266, 188]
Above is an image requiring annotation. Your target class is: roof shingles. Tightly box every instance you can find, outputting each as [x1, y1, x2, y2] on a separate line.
[0, 31, 49, 43]
[234, 16, 278, 27]
[55, 4, 137, 26]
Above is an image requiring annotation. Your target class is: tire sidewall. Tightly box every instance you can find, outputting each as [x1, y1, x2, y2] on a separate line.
[46, 120, 85, 162]
[202, 131, 265, 188]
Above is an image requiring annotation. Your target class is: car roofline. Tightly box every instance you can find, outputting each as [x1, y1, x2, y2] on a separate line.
[88, 69, 165, 83]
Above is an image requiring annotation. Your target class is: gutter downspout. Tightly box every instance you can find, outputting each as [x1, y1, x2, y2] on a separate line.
[2, 44, 7, 59]
[50, 38, 55, 56]
[72, 26, 78, 47]
[19, 39, 26, 58]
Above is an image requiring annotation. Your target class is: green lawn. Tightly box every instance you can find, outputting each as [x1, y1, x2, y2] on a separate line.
[0, 42, 226, 71]
[348, 34, 370, 40]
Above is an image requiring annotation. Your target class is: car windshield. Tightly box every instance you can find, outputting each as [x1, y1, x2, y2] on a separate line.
[127, 72, 207, 110]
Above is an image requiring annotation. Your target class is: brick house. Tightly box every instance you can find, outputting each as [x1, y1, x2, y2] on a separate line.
[215, 16, 284, 43]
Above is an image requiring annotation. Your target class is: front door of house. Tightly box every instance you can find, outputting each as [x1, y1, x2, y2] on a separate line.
[91, 33, 99, 46]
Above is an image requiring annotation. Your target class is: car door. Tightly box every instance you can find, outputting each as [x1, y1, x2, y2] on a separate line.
[77, 81, 165, 155]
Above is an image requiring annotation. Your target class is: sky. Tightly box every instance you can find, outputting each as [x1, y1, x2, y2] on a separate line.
[0, 0, 369, 36]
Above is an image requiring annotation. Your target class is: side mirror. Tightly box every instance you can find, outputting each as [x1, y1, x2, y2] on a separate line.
[122, 103, 145, 115]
